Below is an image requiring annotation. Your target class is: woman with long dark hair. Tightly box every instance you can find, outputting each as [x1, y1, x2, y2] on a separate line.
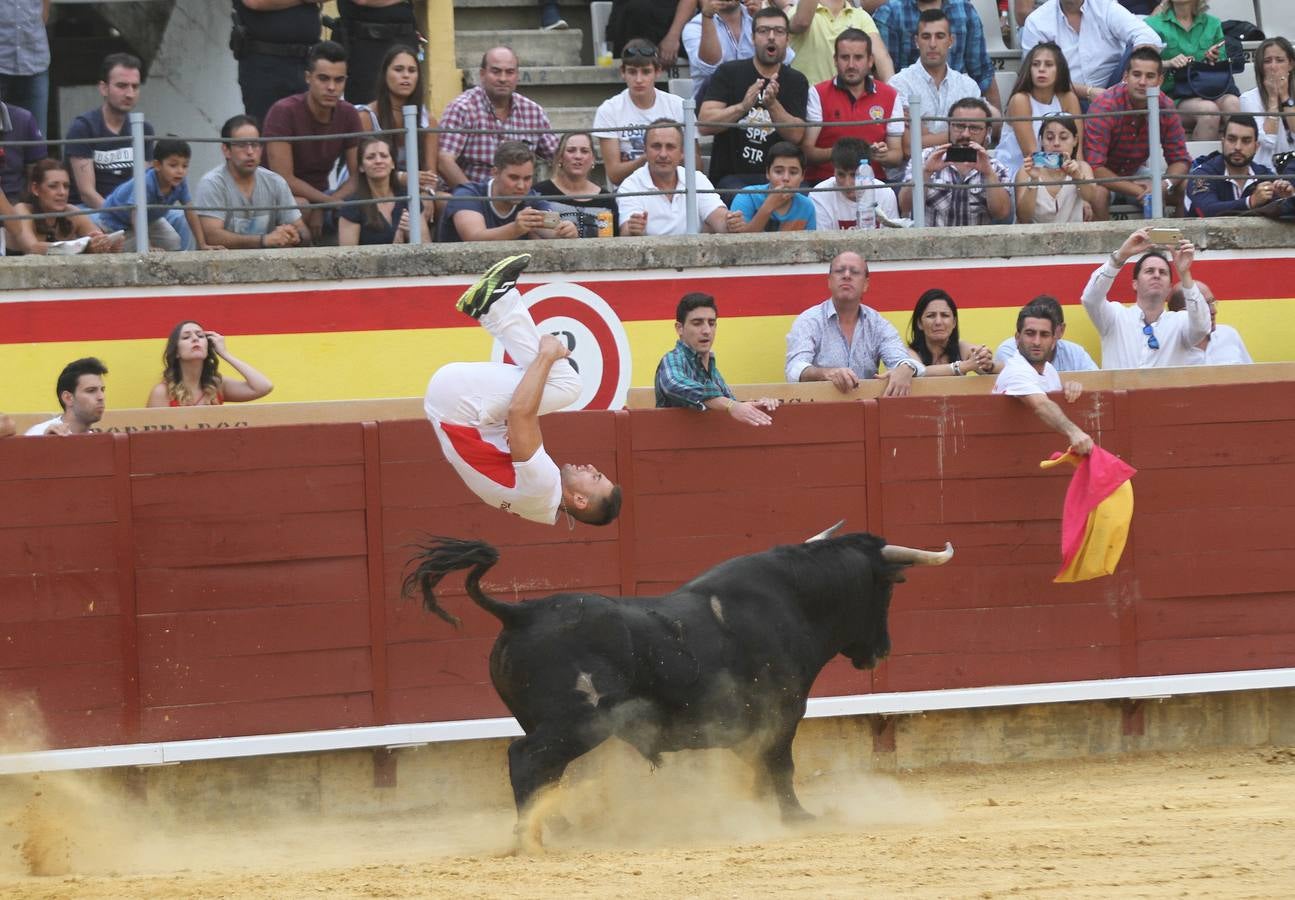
[996, 42, 1082, 179]
[1239, 37, 1295, 171]
[905, 289, 996, 377]
[359, 45, 441, 217]
[340, 137, 429, 245]
[145, 320, 274, 407]
[5, 159, 122, 255]
[1016, 114, 1097, 225]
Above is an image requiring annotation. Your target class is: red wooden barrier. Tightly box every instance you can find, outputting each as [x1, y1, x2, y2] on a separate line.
[2, 383, 1293, 750]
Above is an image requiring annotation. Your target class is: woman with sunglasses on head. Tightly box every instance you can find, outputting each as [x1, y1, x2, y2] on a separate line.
[145, 320, 274, 407]
[534, 132, 619, 238]
[5, 159, 123, 255]
[1017, 114, 1097, 225]
[1239, 37, 1295, 171]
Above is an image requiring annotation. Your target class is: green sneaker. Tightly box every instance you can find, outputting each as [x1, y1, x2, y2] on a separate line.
[455, 253, 532, 319]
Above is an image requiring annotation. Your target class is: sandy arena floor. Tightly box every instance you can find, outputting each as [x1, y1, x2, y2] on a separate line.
[2, 745, 1293, 899]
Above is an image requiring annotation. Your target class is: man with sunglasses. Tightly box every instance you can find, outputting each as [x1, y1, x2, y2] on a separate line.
[1080, 227, 1211, 369]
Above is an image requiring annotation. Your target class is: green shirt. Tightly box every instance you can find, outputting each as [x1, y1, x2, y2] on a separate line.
[1146, 9, 1226, 93]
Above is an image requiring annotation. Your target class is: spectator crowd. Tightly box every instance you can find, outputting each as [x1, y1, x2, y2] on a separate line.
[4, 0, 1294, 254]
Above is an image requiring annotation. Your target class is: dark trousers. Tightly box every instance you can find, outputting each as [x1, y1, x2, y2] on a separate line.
[239, 54, 307, 125]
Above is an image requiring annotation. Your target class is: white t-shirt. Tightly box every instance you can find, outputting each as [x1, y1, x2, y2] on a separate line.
[993, 352, 1062, 396]
[615, 165, 726, 235]
[592, 89, 685, 180]
[809, 176, 899, 230]
[430, 419, 562, 525]
[24, 416, 65, 436]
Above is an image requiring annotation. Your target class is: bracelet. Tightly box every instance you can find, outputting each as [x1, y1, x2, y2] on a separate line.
[951, 360, 961, 376]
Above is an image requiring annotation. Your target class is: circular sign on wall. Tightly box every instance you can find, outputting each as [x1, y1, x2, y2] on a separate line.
[490, 282, 632, 410]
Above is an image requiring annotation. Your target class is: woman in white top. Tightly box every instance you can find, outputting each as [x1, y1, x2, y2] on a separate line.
[358, 45, 443, 224]
[996, 42, 1082, 179]
[1016, 114, 1097, 225]
[1238, 37, 1295, 171]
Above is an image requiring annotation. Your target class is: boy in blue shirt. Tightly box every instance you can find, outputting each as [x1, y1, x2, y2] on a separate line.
[725, 141, 817, 233]
[96, 138, 215, 251]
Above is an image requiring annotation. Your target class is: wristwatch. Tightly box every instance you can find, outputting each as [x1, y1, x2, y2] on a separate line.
[1283, 98, 1295, 108]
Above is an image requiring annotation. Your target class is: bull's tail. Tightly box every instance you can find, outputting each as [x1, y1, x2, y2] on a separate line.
[401, 537, 513, 627]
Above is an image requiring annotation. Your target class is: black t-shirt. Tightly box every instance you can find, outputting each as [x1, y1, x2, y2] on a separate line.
[340, 197, 409, 245]
[702, 60, 809, 184]
[533, 180, 619, 239]
[338, 0, 415, 24]
[234, 0, 321, 43]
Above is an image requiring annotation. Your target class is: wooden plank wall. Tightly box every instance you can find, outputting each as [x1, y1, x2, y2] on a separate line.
[2, 383, 1294, 751]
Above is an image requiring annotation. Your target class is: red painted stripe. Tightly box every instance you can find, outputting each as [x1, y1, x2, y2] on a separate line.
[1, 256, 1290, 345]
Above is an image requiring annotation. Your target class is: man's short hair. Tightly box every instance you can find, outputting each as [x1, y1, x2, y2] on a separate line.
[753, 6, 790, 29]
[1026, 294, 1065, 325]
[831, 136, 869, 170]
[1226, 114, 1260, 139]
[918, 7, 950, 28]
[949, 96, 992, 119]
[101, 52, 142, 82]
[153, 137, 191, 162]
[676, 292, 717, 323]
[1016, 302, 1061, 333]
[644, 117, 684, 143]
[1126, 46, 1164, 73]
[834, 27, 872, 55]
[308, 40, 348, 70]
[221, 114, 260, 139]
[766, 140, 804, 170]
[1133, 250, 1172, 279]
[55, 357, 108, 410]
[493, 140, 535, 170]
[621, 38, 661, 68]
[575, 485, 623, 526]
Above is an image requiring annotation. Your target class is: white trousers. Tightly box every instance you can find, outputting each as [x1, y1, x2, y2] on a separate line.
[424, 288, 581, 427]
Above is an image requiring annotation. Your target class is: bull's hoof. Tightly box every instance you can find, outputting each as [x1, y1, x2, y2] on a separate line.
[780, 806, 816, 825]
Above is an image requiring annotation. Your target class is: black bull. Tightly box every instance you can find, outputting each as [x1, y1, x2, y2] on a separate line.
[403, 532, 952, 835]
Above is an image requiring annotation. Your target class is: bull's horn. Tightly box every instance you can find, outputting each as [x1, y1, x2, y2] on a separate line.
[881, 542, 954, 566]
[806, 519, 846, 542]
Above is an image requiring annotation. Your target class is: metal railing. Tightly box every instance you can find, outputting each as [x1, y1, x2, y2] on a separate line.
[0, 88, 1269, 250]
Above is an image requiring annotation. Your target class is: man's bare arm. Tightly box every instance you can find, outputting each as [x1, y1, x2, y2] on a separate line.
[506, 335, 570, 462]
[1018, 392, 1093, 454]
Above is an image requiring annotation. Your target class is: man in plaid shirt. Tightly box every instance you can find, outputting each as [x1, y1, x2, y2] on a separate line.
[438, 47, 559, 188]
[898, 97, 1011, 226]
[1084, 47, 1191, 215]
[871, 0, 1001, 114]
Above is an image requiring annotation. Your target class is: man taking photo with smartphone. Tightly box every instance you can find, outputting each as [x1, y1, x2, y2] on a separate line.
[898, 97, 1010, 226]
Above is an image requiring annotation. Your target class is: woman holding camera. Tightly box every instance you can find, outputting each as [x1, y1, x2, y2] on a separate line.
[1016, 114, 1097, 225]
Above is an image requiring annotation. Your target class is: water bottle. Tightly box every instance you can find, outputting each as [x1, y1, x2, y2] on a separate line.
[1142, 192, 1154, 220]
[855, 162, 876, 230]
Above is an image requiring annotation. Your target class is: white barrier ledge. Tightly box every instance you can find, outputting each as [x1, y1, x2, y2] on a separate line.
[3, 668, 1293, 776]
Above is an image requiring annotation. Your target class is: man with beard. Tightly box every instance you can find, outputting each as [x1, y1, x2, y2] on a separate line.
[1080, 227, 1211, 369]
[801, 29, 903, 184]
[993, 300, 1093, 455]
[898, 97, 1010, 226]
[1185, 115, 1295, 217]
[438, 47, 557, 189]
[699, 6, 810, 191]
[195, 115, 312, 248]
[1083, 47, 1191, 216]
[682, 0, 799, 105]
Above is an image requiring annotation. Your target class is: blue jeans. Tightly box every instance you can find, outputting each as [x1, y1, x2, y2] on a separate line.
[0, 69, 49, 136]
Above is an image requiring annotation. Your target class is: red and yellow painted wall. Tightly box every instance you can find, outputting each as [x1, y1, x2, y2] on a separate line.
[3, 250, 1293, 415]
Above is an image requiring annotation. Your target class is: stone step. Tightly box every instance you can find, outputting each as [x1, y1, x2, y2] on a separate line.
[456, 28, 584, 69]
[452, 0, 591, 36]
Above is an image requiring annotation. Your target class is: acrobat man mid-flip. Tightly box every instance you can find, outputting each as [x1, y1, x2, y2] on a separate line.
[424, 254, 622, 527]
